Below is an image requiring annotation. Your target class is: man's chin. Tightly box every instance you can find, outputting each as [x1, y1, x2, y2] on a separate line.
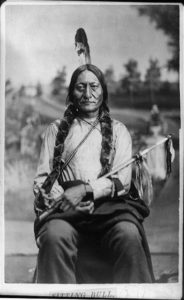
[78, 105, 101, 115]
[79, 102, 100, 110]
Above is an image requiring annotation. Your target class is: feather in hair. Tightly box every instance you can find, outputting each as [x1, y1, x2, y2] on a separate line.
[75, 28, 91, 65]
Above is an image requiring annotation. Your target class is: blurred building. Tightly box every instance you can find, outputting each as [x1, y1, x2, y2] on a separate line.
[24, 85, 37, 98]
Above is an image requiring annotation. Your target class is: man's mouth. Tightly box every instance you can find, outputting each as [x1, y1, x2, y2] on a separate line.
[79, 100, 97, 104]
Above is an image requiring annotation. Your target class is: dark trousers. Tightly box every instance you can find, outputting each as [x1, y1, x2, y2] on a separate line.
[35, 219, 152, 283]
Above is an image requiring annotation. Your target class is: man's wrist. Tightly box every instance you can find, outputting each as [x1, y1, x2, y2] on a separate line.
[84, 183, 94, 201]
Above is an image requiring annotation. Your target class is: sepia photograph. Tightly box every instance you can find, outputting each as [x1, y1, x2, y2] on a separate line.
[0, 1, 183, 298]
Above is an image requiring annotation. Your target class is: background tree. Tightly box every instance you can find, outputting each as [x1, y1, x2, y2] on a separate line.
[122, 59, 141, 106]
[18, 85, 26, 97]
[36, 82, 43, 97]
[5, 79, 13, 95]
[145, 58, 161, 105]
[135, 5, 179, 72]
[159, 80, 171, 94]
[51, 66, 67, 96]
[104, 66, 116, 94]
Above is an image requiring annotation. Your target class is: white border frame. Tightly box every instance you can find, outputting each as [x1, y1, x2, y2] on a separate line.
[0, 1, 183, 299]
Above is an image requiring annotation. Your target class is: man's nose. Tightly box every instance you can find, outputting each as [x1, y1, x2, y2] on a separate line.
[84, 84, 92, 99]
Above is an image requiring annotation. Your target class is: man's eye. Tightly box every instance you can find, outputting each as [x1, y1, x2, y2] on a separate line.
[76, 85, 85, 91]
[90, 84, 99, 90]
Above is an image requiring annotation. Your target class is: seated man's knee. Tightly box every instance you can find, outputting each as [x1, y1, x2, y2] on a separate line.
[113, 221, 141, 249]
[38, 219, 78, 248]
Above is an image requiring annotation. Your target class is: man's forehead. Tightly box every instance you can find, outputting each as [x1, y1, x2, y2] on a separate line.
[76, 70, 100, 83]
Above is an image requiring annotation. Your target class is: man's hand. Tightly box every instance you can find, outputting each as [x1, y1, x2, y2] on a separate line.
[75, 201, 94, 214]
[60, 184, 86, 211]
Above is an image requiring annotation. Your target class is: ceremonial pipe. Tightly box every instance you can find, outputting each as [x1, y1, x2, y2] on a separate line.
[104, 135, 172, 179]
[38, 134, 172, 222]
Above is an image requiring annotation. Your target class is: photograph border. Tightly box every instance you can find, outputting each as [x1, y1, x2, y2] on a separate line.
[0, 1, 183, 298]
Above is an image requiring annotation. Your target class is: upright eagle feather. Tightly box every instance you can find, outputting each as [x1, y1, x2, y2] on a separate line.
[75, 28, 91, 65]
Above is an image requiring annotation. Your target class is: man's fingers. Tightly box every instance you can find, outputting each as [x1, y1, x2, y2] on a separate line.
[75, 201, 94, 214]
[89, 203, 94, 214]
[60, 198, 94, 213]
[88, 202, 94, 214]
[60, 200, 94, 214]
[60, 200, 74, 212]
[78, 201, 91, 207]
[62, 204, 70, 212]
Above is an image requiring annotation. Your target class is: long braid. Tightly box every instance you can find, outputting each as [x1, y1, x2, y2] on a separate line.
[99, 103, 113, 176]
[53, 104, 77, 169]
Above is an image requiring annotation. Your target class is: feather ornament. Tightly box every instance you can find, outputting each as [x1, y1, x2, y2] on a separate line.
[75, 28, 91, 65]
[134, 154, 153, 206]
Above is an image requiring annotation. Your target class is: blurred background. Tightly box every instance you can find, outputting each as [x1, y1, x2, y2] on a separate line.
[4, 3, 180, 284]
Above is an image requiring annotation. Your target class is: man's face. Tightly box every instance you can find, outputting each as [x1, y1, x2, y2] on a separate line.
[73, 70, 103, 116]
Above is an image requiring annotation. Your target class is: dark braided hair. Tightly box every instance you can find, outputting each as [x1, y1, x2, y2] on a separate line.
[53, 64, 113, 176]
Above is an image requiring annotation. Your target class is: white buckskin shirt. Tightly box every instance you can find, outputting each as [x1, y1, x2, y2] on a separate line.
[33, 118, 132, 200]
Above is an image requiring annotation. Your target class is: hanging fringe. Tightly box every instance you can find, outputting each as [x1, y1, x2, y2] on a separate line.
[133, 134, 173, 206]
[134, 154, 153, 206]
[165, 134, 172, 177]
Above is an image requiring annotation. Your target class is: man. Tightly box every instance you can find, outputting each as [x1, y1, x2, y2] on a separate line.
[33, 64, 154, 283]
